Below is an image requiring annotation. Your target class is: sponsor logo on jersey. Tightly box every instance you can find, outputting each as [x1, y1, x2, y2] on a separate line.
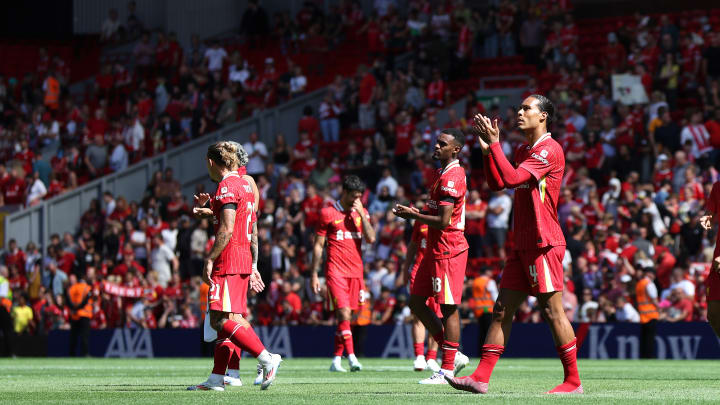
[441, 185, 458, 194]
[215, 192, 235, 200]
[540, 149, 548, 158]
[243, 185, 252, 193]
[221, 187, 228, 193]
[531, 152, 549, 165]
[335, 230, 362, 240]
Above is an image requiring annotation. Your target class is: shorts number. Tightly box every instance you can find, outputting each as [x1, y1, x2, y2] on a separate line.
[209, 283, 220, 301]
[529, 265, 538, 283]
[359, 289, 366, 303]
[432, 277, 442, 293]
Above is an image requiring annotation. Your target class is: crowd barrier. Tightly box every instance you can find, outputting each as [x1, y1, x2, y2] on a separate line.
[44, 322, 720, 359]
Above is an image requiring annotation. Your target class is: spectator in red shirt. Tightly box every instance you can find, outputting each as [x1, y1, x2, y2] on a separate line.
[465, 190, 487, 259]
[319, 94, 341, 143]
[112, 248, 146, 277]
[0, 167, 27, 209]
[603, 32, 627, 72]
[298, 105, 320, 142]
[372, 287, 396, 325]
[426, 69, 446, 107]
[664, 288, 693, 322]
[357, 65, 377, 129]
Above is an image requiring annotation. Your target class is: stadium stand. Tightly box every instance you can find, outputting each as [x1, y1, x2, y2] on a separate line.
[1, 0, 720, 356]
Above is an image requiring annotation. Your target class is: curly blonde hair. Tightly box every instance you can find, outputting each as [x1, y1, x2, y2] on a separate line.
[207, 141, 240, 168]
[228, 141, 249, 167]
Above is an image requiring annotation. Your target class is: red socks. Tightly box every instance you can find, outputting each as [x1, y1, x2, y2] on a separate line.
[212, 339, 234, 375]
[547, 338, 581, 393]
[441, 341, 459, 371]
[426, 349, 437, 361]
[334, 332, 344, 356]
[219, 320, 265, 358]
[470, 344, 505, 383]
[339, 320, 354, 355]
[228, 346, 241, 370]
[414, 342, 425, 357]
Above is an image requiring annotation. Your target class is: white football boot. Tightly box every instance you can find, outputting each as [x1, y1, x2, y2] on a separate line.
[330, 356, 348, 372]
[223, 369, 242, 387]
[188, 374, 225, 391]
[419, 370, 453, 385]
[414, 355, 427, 371]
[454, 351, 470, 375]
[260, 353, 282, 390]
[253, 363, 263, 385]
[426, 358, 441, 373]
[348, 354, 363, 372]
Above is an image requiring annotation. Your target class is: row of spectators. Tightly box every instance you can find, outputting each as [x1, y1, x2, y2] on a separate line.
[2, 2, 720, 346]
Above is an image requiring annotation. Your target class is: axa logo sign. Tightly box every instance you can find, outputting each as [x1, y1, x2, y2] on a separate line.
[105, 328, 154, 358]
[381, 324, 414, 358]
[586, 325, 704, 359]
[256, 326, 293, 358]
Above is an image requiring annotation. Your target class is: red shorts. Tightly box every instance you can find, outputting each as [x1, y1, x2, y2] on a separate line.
[411, 250, 468, 306]
[707, 270, 720, 301]
[410, 263, 443, 317]
[208, 273, 249, 314]
[500, 246, 565, 296]
[326, 274, 365, 311]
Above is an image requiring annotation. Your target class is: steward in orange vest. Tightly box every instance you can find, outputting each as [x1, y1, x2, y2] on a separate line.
[43, 72, 60, 110]
[635, 269, 658, 359]
[67, 275, 93, 356]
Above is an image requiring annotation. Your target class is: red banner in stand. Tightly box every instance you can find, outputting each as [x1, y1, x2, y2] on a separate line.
[102, 282, 145, 298]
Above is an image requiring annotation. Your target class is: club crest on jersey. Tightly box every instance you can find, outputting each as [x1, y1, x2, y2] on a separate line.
[355, 217, 362, 226]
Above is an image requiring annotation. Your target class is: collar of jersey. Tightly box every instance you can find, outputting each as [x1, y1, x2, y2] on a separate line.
[221, 171, 240, 180]
[529, 133, 552, 149]
[334, 200, 347, 212]
[442, 159, 460, 175]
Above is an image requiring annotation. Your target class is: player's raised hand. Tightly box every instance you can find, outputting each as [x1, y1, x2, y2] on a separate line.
[311, 273, 321, 294]
[194, 193, 211, 207]
[352, 198, 365, 214]
[392, 204, 418, 219]
[476, 114, 500, 144]
[700, 215, 713, 230]
[713, 256, 720, 272]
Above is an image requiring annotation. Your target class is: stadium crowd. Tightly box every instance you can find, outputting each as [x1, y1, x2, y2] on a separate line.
[1, 0, 720, 356]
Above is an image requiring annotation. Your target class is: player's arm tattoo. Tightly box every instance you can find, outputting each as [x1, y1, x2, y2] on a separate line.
[207, 207, 236, 261]
[311, 235, 326, 275]
[359, 212, 376, 243]
[250, 222, 258, 269]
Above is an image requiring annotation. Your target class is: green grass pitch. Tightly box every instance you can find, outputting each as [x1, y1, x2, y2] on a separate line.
[1, 357, 720, 404]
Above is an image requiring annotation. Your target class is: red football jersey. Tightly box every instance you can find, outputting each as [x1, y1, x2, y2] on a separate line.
[211, 172, 254, 276]
[706, 181, 720, 258]
[426, 160, 469, 257]
[316, 200, 369, 279]
[410, 221, 429, 274]
[513, 133, 566, 250]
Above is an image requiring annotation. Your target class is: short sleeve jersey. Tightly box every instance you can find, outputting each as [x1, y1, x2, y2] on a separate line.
[513, 133, 566, 250]
[410, 221, 429, 274]
[316, 201, 369, 278]
[211, 171, 254, 275]
[427, 160, 469, 257]
[706, 181, 720, 258]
